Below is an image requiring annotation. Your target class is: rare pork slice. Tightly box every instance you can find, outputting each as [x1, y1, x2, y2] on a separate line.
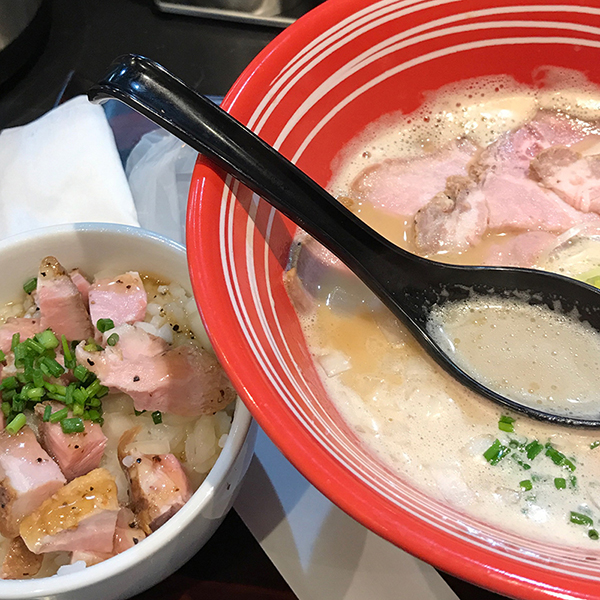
[530, 146, 600, 214]
[69, 269, 91, 305]
[414, 176, 489, 252]
[0, 318, 44, 354]
[19, 468, 119, 555]
[118, 428, 192, 533]
[414, 111, 600, 253]
[352, 137, 478, 216]
[1, 537, 43, 579]
[36, 257, 93, 341]
[35, 402, 107, 481]
[76, 325, 237, 417]
[113, 507, 146, 553]
[0, 427, 66, 538]
[88, 272, 147, 329]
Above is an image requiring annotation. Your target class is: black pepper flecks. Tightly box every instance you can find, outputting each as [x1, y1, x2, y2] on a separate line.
[133, 375, 140, 382]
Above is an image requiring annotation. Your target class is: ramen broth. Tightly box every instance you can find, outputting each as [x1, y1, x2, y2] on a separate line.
[427, 297, 600, 419]
[292, 71, 600, 547]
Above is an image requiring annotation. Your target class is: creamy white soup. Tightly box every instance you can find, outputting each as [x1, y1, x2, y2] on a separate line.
[289, 69, 600, 548]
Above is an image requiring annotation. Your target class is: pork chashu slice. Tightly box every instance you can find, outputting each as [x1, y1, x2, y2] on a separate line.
[19, 468, 119, 555]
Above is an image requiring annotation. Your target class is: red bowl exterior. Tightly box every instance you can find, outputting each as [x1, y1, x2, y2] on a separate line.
[187, 1, 600, 598]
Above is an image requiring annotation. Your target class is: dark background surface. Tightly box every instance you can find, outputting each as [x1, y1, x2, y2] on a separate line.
[0, 1, 509, 598]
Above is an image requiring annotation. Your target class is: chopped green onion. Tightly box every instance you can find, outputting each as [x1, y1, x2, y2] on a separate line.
[85, 379, 102, 399]
[23, 277, 37, 295]
[34, 330, 59, 350]
[519, 479, 532, 491]
[107, 333, 119, 346]
[72, 403, 84, 417]
[83, 338, 102, 352]
[24, 387, 45, 400]
[591, 441, 600, 450]
[589, 529, 599, 541]
[6, 413, 26, 434]
[570, 476, 578, 489]
[483, 439, 511, 465]
[61, 335, 76, 370]
[61, 417, 84, 434]
[0, 377, 18, 392]
[95, 385, 109, 399]
[24, 338, 45, 355]
[511, 455, 531, 470]
[570, 511, 594, 527]
[42, 404, 52, 422]
[525, 440, 544, 461]
[40, 356, 64, 378]
[0, 350, 6, 363]
[49, 407, 68, 423]
[152, 411, 162, 425]
[1, 402, 10, 418]
[96, 318, 115, 333]
[498, 415, 515, 433]
[10, 333, 19, 351]
[545, 443, 576, 471]
[64, 384, 75, 405]
[73, 364, 91, 383]
[554, 478, 566, 489]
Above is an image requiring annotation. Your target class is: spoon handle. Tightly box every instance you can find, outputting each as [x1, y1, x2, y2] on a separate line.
[88, 54, 429, 322]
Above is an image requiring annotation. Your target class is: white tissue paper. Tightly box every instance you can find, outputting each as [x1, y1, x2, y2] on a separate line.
[0, 95, 139, 240]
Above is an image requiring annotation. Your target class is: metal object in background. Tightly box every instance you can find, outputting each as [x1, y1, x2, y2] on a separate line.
[154, 0, 322, 27]
[0, 0, 48, 86]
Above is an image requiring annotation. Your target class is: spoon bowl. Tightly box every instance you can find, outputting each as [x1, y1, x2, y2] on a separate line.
[89, 54, 600, 426]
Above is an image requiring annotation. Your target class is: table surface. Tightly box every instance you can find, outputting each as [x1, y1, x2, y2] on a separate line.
[0, 1, 509, 599]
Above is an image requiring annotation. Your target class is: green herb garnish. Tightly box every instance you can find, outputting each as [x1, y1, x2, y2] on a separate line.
[22, 277, 37, 295]
[570, 511, 593, 526]
[96, 318, 115, 333]
[498, 415, 515, 433]
[484, 439, 511, 465]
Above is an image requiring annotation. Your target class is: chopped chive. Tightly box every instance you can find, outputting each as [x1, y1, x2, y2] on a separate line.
[89, 396, 102, 408]
[23, 277, 37, 295]
[570, 511, 594, 526]
[554, 478, 567, 489]
[11, 333, 19, 351]
[24, 338, 45, 355]
[61, 335, 76, 370]
[95, 385, 109, 399]
[96, 318, 115, 333]
[83, 338, 102, 352]
[24, 387, 45, 400]
[1, 402, 10, 418]
[0, 350, 5, 363]
[519, 479, 533, 491]
[589, 529, 599, 540]
[591, 441, 600, 450]
[545, 443, 576, 471]
[73, 365, 91, 383]
[87, 409, 101, 422]
[60, 417, 84, 434]
[511, 455, 531, 470]
[40, 356, 64, 378]
[34, 330, 59, 350]
[152, 410, 162, 425]
[483, 439, 511, 465]
[42, 404, 52, 422]
[0, 377, 18, 391]
[49, 407, 68, 423]
[570, 476, 578, 489]
[85, 379, 102, 398]
[498, 415, 515, 433]
[72, 403, 84, 417]
[6, 413, 26, 434]
[525, 440, 544, 461]
[106, 333, 119, 346]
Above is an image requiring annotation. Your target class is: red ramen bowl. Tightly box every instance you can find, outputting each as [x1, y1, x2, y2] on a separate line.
[187, 1, 600, 598]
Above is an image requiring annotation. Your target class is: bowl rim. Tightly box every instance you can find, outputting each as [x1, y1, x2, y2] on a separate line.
[0, 223, 252, 597]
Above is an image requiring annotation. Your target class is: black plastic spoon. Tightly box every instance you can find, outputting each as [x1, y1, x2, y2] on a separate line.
[89, 54, 600, 427]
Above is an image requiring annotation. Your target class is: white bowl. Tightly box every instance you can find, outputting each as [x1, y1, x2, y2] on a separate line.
[0, 222, 255, 600]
